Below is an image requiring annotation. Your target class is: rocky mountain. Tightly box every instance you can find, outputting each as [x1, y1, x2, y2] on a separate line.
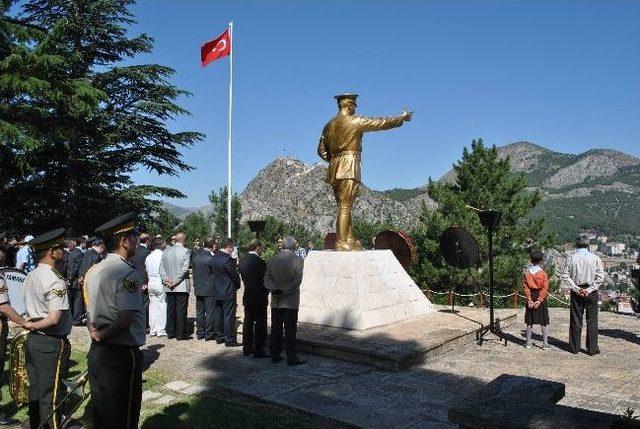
[497, 142, 640, 239]
[166, 142, 639, 240]
[161, 202, 197, 218]
[240, 158, 435, 233]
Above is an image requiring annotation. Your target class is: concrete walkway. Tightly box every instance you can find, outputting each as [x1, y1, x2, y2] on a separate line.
[122, 308, 640, 429]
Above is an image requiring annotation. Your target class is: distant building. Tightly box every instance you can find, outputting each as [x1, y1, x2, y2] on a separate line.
[598, 235, 609, 244]
[584, 231, 597, 240]
[589, 244, 599, 253]
[604, 242, 626, 256]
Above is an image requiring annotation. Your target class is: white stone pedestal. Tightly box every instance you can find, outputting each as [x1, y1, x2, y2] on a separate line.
[298, 250, 434, 330]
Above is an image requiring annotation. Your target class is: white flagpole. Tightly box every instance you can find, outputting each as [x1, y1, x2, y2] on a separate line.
[227, 21, 233, 239]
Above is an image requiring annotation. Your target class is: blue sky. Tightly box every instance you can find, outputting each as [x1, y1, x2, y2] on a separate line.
[128, 0, 639, 207]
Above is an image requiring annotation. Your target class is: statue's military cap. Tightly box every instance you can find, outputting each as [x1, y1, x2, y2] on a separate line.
[95, 212, 140, 238]
[334, 93, 358, 106]
[30, 228, 66, 251]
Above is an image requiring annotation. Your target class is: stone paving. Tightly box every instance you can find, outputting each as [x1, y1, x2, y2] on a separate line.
[115, 307, 640, 429]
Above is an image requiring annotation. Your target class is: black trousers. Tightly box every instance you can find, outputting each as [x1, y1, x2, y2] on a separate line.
[0, 317, 7, 405]
[243, 304, 267, 354]
[25, 333, 70, 429]
[142, 290, 150, 330]
[166, 292, 189, 339]
[68, 288, 86, 324]
[270, 308, 299, 362]
[195, 296, 215, 340]
[213, 298, 236, 343]
[88, 343, 142, 429]
[570, 289, 599, 354]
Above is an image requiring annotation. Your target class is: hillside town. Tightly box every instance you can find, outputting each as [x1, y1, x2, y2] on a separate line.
[553, 231, 639, 314]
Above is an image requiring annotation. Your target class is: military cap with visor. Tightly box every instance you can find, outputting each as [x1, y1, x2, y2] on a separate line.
[95, 212, 141, 238]
[334, 93, 358, 107]
[30, 228, 66, 251]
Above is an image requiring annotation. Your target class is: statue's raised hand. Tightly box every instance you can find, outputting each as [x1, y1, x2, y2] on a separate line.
[401, 107, 414, 122]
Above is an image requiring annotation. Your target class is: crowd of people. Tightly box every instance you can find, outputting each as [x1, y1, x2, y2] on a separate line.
[0, 224, 613, 429]
[0, 223, 310, 429]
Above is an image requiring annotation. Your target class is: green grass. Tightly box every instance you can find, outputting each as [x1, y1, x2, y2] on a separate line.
[2, 347, 350, 429]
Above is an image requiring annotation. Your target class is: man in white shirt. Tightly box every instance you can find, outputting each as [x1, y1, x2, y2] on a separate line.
[562, 233, 604, 355]
[146, 237, 166, 336]
[15, 235, 35, 273]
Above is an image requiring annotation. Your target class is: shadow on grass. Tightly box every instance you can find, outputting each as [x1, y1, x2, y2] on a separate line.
[142, 343, 164, 371]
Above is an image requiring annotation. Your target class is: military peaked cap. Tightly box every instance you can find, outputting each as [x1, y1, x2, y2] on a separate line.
[334, 93, 358, 106]
[30, 228, 66, 251]
[95, 212, 140, 238]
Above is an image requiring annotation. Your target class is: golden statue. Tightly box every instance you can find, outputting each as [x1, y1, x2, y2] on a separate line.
[318, 94, 413, 251]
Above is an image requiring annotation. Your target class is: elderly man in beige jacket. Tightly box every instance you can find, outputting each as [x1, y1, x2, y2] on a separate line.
[265, 236, 306, 366]
[160, 233, 191, 340]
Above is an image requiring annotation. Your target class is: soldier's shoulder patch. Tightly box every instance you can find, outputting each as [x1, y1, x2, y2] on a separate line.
[122, 270, 142, 292]
[51, 288, 67, 298]
[122, 277, 140, 293]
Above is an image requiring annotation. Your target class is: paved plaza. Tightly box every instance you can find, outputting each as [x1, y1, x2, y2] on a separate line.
[66, 307, 640, 428]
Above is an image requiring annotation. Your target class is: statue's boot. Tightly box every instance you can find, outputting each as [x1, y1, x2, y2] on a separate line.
[335, 240, 352, 251]
[346, 237, 363, 251]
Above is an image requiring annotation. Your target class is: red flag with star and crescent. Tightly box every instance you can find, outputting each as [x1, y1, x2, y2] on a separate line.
[201, 29, 231, 68]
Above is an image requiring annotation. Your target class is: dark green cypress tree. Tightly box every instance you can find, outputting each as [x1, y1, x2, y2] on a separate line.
[0, 0, 203, 234]
[410, 139, 550, 299]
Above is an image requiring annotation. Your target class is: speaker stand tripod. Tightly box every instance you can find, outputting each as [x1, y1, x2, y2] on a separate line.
[474, 209, 508, 346]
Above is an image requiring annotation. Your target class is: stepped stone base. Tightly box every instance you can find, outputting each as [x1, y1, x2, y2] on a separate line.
[298, 250, 435, 330]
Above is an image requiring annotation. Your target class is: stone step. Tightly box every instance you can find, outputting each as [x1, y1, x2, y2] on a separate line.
[293, 312, 519, 371]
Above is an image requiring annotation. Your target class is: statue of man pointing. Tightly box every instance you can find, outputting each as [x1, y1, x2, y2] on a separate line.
[317, 94, 413, 251]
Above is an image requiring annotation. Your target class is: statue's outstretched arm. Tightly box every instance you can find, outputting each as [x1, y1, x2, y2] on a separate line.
[356, 109, 412, 132]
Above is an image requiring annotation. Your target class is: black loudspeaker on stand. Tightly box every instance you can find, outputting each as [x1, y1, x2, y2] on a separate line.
[472, 207, 507, 346]
[439, 227, 482, 313]
[438, 207, 508, 346]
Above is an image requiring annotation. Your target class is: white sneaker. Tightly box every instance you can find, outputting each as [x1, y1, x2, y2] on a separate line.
[525, 343, 532, 349]
[157, 331, 167, 337]
[541, 343, 553, 350]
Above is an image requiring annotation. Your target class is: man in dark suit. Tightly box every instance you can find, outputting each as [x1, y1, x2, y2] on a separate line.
[55, 241, 69, 279]
[192, 237, 217, 340]
[131, 233, 151, 331]
[211, 238, 241, 347]
[265, 236, 306, 366]
[239, 239, 269, 358]
[76, 237, 105, 325]
[65, 237, 85, 325]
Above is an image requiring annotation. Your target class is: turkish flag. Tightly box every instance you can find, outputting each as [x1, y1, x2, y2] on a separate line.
[201, 29, 231, 68]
